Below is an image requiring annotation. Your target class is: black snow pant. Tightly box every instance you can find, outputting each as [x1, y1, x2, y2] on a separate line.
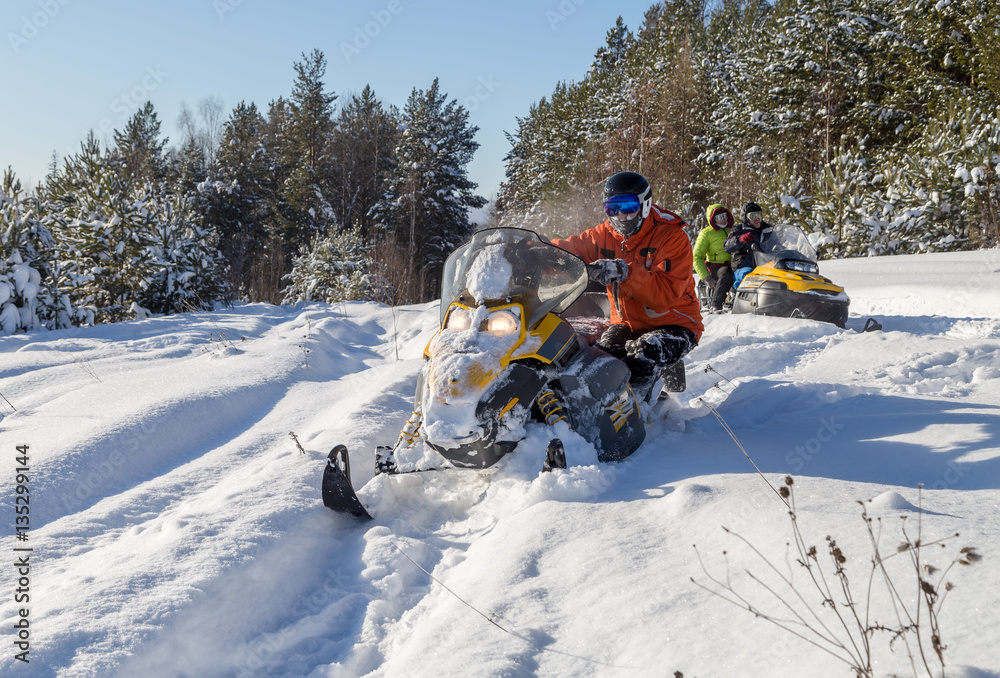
[596, 323, 698, 400]
[706, 263, 735, 310]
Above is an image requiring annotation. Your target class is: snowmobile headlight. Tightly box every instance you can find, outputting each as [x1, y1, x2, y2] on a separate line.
[486, 309, 519, 336]
[786, 260, 819, 274]
[445, 306, 473, 332]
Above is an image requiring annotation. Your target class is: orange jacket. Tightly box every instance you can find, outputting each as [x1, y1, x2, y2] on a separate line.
[553, 205, 703, 340]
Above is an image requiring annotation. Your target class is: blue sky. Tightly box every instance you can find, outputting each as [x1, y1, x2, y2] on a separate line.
[0, 0, 660, 200]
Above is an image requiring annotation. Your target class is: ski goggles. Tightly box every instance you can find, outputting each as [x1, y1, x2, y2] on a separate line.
[603, 194, 643, 217]
[712, 213, 728, 225]
[746, 211, 763, 221]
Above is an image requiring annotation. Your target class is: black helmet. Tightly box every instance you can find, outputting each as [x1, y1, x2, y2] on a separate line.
[604, 171, 652, 237]
[742, 201, 763, 219]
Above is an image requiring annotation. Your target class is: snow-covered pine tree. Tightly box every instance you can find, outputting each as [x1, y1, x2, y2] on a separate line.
[892, 101, 1000, 252]
[497, 82, 594, 235]
[274, 50, 338, 253]
[0, 169, 75, 333]
[45, 134, 155, 322]
[46, 134, 228, 322]
[172, 137, 209, 198]
[372, 78, 485, 303]
[631, 0, 709, 217]
[498, 21, 648, 236]
[281, 226, 388, 305]
[113, 101, 170, 186]
[802, 147, 873, 257]
[499, 5, 715, 234]
[762, 0, 877, 180]
[696, 0, 776, 204]
[141, 191, 229, 314]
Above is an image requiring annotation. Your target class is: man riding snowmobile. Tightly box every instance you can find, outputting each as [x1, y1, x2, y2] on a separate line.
[552, 171, 703, 400]
[321, 228, 651, 519]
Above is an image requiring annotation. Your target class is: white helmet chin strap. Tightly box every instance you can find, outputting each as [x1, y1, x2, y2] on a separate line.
[639, 186, 652, 219]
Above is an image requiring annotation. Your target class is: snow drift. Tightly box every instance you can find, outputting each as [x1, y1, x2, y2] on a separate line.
[1, 249, 999, 677]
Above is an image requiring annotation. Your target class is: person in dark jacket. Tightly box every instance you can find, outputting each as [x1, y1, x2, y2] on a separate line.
[724, 201, 774, 288]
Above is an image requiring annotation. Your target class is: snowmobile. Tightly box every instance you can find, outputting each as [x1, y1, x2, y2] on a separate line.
[730, 224, 849, 327]
[322, 228, 648, 519]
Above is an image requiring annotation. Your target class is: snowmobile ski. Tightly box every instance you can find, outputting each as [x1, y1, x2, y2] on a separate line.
[321, 445, 372, 520]
[863, 317, 882, 332]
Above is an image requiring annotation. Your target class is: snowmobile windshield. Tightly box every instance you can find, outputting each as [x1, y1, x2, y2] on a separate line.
[440, 228, 588, 329]
[752, 224, 820, 269]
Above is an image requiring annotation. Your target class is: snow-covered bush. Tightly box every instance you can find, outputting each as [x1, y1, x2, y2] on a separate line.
[141, 192, 229, 314]
[282, 227, 388, 305]
[0, 169, 74, 333]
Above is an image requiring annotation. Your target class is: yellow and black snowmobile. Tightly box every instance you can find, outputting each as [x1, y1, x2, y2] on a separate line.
[731, 225, 849, 327]
[322, 228, 647, 519]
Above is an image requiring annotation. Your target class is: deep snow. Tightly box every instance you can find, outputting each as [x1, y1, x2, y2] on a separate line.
[1, 249, 999, 677]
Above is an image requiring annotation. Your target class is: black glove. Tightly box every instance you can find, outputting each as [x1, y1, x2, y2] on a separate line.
[587, 258, 629, 286]
[624, 337, 644, 357]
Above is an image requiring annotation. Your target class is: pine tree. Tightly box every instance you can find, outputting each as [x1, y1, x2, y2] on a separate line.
[203, 101, 279, 300]
[141, 192, 228, 313]
[697, 0, 776, 205]
[46, 134, 228, 322]
[372, 78, 486, 302]
[328, 86, 399, 238]
[45, 134, 153, 322]
[172, 138, 209, 197]
[498, 82, 596, 236]
[0, 169, 74, 332]
[634, 1, 710, 215]
[281, 226, 388, 305]
[274, 50, 338, 252]
[112, 101, 169, 185]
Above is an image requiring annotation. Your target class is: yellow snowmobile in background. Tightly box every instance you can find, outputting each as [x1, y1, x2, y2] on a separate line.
[732, 224, 849, 328]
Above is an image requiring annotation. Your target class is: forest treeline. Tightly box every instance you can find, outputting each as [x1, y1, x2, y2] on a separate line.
[2, 1, 999, 333]
[0, 49, 483, 332]
[497, 0, 1000, 256]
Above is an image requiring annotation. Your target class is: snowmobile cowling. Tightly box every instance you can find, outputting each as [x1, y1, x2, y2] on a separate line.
[322, 228, 648, 519]
[730, 225, 850, 328]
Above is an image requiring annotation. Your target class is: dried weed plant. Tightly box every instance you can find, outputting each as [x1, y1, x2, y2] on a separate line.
[692, 477, 981, 677]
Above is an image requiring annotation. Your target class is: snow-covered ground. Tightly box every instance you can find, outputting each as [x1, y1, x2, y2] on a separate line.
[2, 249, 999, 678]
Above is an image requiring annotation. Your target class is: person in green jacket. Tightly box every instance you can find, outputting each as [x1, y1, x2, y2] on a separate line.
[693, 203, 735, 312]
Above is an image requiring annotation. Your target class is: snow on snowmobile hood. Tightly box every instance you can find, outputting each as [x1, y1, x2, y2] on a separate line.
[439, 228, 589, 329]
[421, 228, 589, 450]
[422, 303, 534, 448]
